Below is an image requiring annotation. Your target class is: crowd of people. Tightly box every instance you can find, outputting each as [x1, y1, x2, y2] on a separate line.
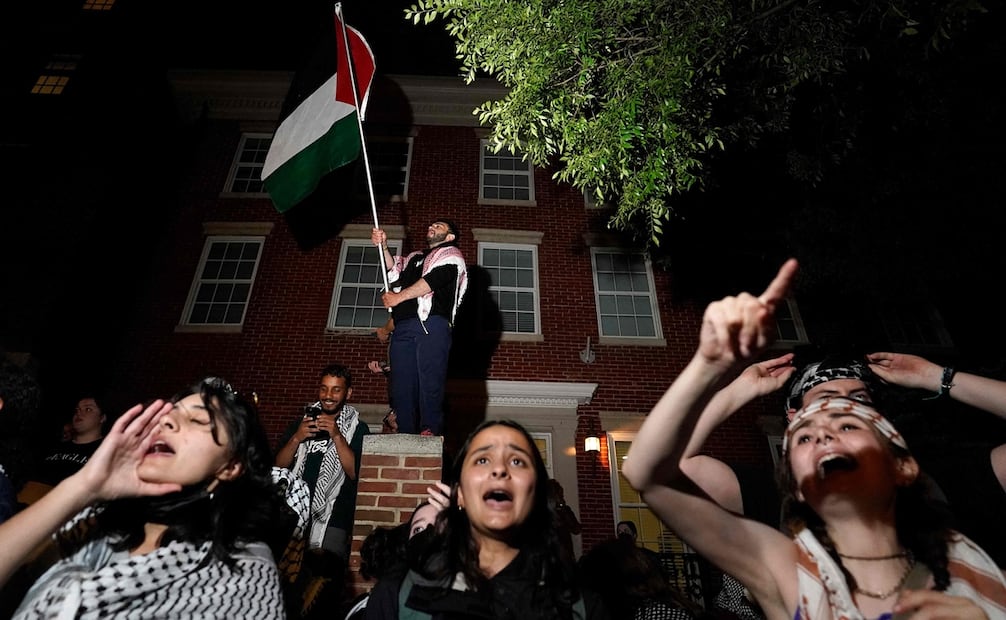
[5, 243, 1006, 620]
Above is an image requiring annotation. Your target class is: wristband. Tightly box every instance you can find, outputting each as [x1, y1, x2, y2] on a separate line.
[923, 366, 956, 400]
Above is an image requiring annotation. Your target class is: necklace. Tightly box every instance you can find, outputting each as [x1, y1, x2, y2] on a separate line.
[837, 551, 908, 561]
[852, 557, 916, 600]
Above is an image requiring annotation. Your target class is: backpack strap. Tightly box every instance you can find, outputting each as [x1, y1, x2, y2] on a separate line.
[398, 570, 433, 620]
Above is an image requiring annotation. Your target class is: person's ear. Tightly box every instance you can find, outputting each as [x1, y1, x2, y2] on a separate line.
[215, 460, 244, 483]
[0, 396, 5, 412]
[786, 408, 797, 422]
[346, 386, 353, 401]
[895, 456, 920, 486]
[446, 232, 456, 243]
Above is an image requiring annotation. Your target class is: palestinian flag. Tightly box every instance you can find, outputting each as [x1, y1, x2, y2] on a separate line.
[261, 5, 376, 213]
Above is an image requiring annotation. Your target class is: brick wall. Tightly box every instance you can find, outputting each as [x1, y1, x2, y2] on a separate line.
[347, 434, 444, 597]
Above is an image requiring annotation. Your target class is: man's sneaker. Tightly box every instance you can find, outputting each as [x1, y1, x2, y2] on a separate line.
[420, 428, 434, 437]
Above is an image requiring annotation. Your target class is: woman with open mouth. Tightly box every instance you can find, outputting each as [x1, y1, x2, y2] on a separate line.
[623, 259, 1006, 620]
[0, 377, 291, 619]
[364, 419, 609, 619]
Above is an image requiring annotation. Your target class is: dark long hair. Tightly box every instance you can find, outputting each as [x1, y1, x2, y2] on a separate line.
[75, 378, 287, 566]
[777, 434, 955, 591]
[412, 419, 580, 617]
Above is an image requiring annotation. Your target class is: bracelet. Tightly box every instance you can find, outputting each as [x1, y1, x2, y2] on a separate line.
[923, 366, 956, 400]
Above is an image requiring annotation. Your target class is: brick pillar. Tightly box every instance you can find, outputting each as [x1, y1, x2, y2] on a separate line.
[347, 434, 444, 598]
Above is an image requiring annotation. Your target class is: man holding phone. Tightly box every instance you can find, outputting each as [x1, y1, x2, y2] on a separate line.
[275, 363, 370, 597]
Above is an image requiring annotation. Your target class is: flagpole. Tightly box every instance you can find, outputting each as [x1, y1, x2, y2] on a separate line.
[335, 2, 390, 296]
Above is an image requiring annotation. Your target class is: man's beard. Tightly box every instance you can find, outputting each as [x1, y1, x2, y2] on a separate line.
[427, 230, 449, 247]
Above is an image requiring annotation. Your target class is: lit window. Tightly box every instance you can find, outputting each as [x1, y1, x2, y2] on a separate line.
[82, 0, 115, 10]
[182, 237, 263, 326]
[329, 239, 403, 329]
[608, 435, 704, 605]
[480, 243, 540, 334]
[225, 133, 270, 194]
[591, 249, 661, 338]
[480, 139, 534, 204]
[31, 75, 70, 95]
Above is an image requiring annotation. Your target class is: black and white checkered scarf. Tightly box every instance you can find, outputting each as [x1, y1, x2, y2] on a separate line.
[290, 404, 360, 548]
[13, 537, 285, 619]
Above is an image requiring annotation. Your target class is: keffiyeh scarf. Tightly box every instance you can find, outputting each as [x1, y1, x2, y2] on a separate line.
[290, 404, 360, 548]
[271, 465, 310, 585]
[389, 245, 468, 323]
[782, 397, 908, 459]
[13, 538, 284, 619]
[786, 360, 872, 413]
[794, 528, 1006, 619]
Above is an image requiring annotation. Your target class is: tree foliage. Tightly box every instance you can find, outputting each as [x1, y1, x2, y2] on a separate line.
[405, 0, 986, 246]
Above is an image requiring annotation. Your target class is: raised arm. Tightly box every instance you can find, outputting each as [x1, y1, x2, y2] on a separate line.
[867, 351, 1006, 419]
[868, 351, 1006, 492]
[621, 259, 800, 617]
[678, 353, 796, 511]
[0, 400, 181, 586]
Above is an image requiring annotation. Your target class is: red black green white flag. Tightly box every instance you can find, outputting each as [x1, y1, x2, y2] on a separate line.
[261, 4, 376, 213]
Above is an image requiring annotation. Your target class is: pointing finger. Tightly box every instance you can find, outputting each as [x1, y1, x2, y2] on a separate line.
[758, 259, 798, 310]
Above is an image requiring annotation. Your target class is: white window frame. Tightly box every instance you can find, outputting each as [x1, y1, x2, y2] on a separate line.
[529, 432, 554, 478]
[590, 248, 663, 342]
[479, 139, 535, 205]
[180, 235, 264, 328]
[478, 242, 542, 335]
[224, 132, 270, 195]
[328, 238, 403, 331]
[774, 298, 809, 345]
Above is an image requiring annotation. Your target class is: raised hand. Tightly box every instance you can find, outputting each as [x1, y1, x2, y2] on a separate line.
[697, 259, 798, 368]
[734, 353, 797, 399]
[866, 351, 942, 390]
[427, 481, 451, 513]
[75, 399, 182, 503]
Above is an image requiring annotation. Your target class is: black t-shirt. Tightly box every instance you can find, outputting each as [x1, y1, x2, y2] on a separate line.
[389, 248, 459, 323]
[37, 439, 102, 486]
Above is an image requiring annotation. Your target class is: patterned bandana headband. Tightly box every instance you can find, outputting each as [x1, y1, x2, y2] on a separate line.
[784, 359, 871, 412]
[782, 396, 909, 458]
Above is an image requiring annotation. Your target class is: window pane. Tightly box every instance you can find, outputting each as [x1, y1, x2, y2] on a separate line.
[185, 239, 262, 326]
[480, 244, 538, 334]
[332, 241, 401, 328]
[592, 250, 660, 338]
[481, 141, 534, 202]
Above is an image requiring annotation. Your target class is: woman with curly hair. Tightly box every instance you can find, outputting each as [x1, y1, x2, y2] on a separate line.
[365, 419, 609, 619]
[623, 260, 1006, 620]
[0, 377, 291, 618]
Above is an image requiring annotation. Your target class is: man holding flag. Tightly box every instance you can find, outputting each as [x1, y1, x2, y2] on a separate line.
[371, 221, 468, 437]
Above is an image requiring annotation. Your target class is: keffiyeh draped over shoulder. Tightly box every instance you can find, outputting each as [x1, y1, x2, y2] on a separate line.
[13, 538, 285, 619]
[290, 404, 360, 548]
[794, 528, 1006, 620]
[389, 246, 468, 323]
